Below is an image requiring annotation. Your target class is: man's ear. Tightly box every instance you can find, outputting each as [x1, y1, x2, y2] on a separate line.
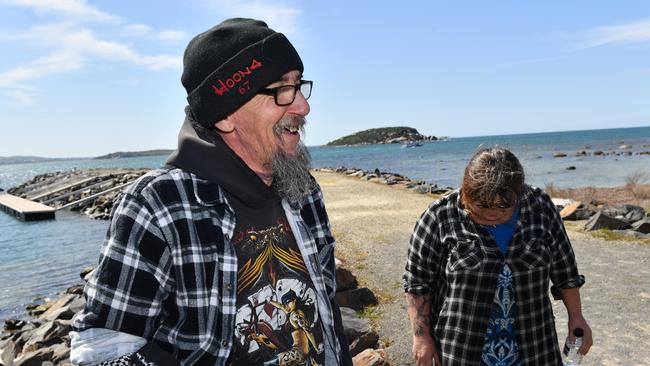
[214, 117, 235, 134]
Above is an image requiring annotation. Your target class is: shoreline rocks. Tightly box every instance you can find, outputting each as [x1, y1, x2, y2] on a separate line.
[314, 167, 454, 196]
[0, 285, 85, 365]
[7, 168, 149, 220]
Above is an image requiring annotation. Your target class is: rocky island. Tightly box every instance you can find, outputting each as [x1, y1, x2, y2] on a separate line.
[326, 126, 436, 146]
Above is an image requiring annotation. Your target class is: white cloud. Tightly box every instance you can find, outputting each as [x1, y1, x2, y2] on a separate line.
[0, 0, 118, 22]
[3, 88, 37, 105]
[124, 23, 152, 35]
[203, 0, 301, 37]
[0, 23, 181, 92]
[0, 49, 83, 88]
[0, 1, 192, 104]
[155, 30, 186, 42]
[581, 18, 650, 48]
[125, 24, 187, 42]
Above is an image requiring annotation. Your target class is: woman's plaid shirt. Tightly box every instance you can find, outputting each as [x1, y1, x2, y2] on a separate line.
[403, 186, 585, 365]
[72, 168, 343, 365]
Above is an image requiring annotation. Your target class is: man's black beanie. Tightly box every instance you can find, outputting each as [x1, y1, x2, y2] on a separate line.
[182, 18, 304, 128]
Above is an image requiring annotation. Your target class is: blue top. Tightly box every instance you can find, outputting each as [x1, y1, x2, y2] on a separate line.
[481, 208, 521, 366]
[485, 208, 520, 255]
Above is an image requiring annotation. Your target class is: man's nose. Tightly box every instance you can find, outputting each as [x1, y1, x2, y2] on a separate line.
[287, 89, 310, 116]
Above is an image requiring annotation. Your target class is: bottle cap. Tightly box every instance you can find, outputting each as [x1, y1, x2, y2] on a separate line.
[573, 328, 584, 337]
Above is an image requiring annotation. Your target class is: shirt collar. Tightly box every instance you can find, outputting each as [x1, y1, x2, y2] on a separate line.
[191, 174, 227, 207]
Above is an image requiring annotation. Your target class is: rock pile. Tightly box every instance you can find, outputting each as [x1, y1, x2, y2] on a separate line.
[551, 145, 650, 158]
[314, 167, 453, 196]
[0, 269, 89, 365]
[335, 266, 390, 365]
[559, 201, 650, 237]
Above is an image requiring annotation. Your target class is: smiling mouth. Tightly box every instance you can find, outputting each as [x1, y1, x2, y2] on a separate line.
[275, 115, 306, 139]
[284, 126, 300, 134]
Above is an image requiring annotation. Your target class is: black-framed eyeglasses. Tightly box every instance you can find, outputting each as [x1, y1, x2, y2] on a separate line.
[259, 80, 313, 106]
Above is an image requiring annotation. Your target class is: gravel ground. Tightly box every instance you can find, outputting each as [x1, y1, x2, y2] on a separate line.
[314, 171, 650, 366]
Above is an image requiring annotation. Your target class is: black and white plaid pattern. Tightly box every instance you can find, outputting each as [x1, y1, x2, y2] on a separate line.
[97, 352, 155, 366]
[73, 167, 343, 365]
[404, 186, 585, 365]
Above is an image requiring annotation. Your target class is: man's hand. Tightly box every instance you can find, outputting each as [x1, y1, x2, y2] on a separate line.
[412, 334, 441, 366]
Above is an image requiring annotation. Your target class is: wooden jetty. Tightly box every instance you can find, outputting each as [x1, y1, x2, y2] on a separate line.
[0, 194, 56, 221]
[0, 168, 148, 222]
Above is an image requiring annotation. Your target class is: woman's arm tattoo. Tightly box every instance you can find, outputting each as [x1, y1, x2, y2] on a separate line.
[406, 293, 432, 337]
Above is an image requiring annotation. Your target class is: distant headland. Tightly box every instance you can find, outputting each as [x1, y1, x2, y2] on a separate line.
[326, 126, 437, 146]
[0, 150, 174, 165]
[92, 149, 174, 160]
[0, 156, 72, 165]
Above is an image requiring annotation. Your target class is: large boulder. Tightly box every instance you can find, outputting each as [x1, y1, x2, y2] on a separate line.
[336, 267, 359, 292]
[0, 340, 16, 366]
[411, 185, 431, 194]
[48, 342, 71, 363]
[39, 294, 75, 322]
[335, 288, 378, 311]
[13, 348, 54, 366]
[584, 211, 632, 231]
[552, 198, 574, 210]
[21, 321, 59, 353]
[631, 219, 650, 234]
[65, 284, 84, 295]
[4, 319, 26, 331]
[601, 204, 646, 224]
[560, 201, 596, 221]
[352, 348, 390, 366]
[339, 307, 370, 343]
[349, 331, 380, 357]
[79, 266, 94, 281]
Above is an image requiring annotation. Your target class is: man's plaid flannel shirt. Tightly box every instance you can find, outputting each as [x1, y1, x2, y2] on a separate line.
[72, 167, 343, 365]
[404, 186, 585, 365]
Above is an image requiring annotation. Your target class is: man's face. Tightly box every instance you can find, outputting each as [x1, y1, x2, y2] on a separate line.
[223, 70, 310, 170]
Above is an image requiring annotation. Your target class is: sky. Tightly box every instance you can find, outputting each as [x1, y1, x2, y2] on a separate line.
[1, 1, 649, 158]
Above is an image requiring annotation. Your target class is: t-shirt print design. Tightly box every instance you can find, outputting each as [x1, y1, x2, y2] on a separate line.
[231, 219, 325, 366]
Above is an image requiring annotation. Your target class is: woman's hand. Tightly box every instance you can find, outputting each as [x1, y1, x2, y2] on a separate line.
[412, 334, 441, 366]
[568, 313, 593, 355]
[560, 288, 592, 355]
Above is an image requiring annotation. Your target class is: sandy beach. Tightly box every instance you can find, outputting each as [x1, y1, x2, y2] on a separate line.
[314, 170, 650, 366]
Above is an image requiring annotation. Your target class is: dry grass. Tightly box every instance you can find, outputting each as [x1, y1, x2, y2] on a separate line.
[625, 171, 650, 200]
[544, 182, 650, 212]
[589, 229, 650, 245]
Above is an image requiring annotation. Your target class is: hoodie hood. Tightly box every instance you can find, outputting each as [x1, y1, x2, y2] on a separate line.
[166, 107, 278, 207]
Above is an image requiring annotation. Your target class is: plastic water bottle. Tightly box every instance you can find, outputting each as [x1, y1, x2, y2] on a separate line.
[563, 327, 584, 365]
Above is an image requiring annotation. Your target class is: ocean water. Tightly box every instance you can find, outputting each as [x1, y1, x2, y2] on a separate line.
[1, 126, 649, 321]
[309, 126, 650, 188]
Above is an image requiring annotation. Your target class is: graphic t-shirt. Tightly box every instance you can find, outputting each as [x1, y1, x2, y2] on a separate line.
[226, 194, 325, 366]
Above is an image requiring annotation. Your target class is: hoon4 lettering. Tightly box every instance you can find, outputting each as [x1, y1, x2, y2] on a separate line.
[212, 59, 263, 96]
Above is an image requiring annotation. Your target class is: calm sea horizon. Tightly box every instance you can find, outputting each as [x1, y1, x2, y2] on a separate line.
[1, 126, 649, 321]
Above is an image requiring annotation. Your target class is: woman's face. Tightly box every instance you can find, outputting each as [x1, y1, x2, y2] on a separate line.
[465, 200, 517, 226]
